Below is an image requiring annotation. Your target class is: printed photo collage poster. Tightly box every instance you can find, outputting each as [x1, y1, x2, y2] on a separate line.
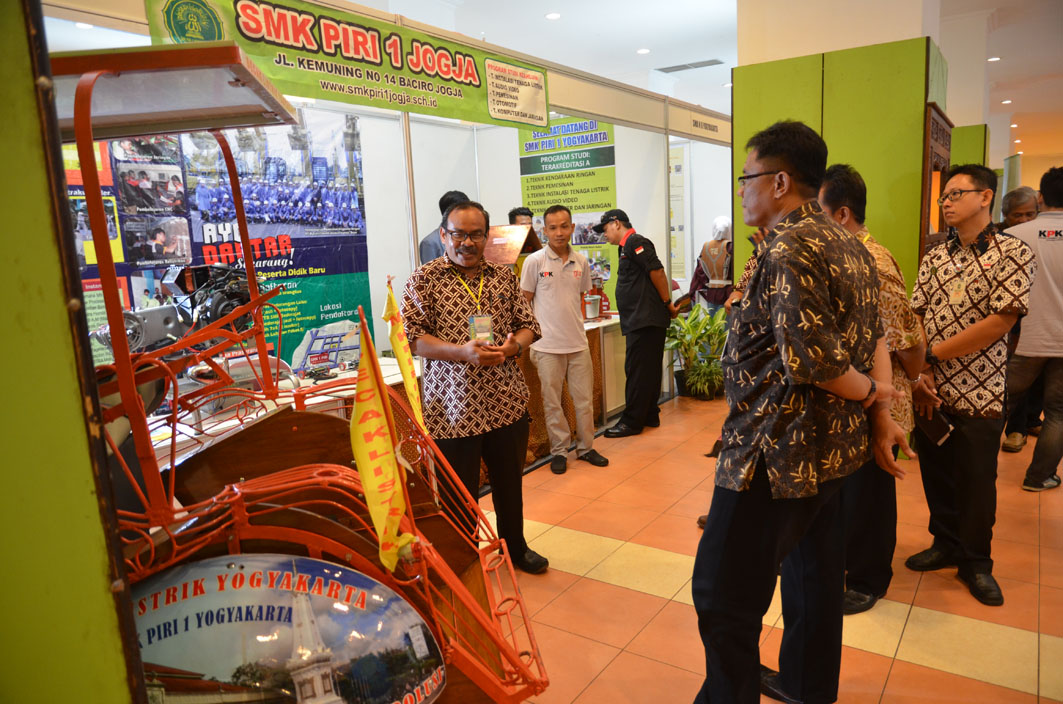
[518, 117, 620, 303]
[66, 107, 372, 371]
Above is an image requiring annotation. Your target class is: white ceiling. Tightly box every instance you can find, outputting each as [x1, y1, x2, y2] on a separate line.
[43, 0, 1061, 160]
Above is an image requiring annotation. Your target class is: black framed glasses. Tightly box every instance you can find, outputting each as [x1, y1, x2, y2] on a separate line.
[937, 189, 985, 206]
[737, 170, 783, 185]
[443, 228, 487, 243]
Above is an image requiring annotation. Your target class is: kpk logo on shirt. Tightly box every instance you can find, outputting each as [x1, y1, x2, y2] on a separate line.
[1039, 229, 1062, 239]
[539, 271, 553, 278]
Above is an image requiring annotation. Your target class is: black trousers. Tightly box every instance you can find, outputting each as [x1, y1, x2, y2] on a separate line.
[620, 325, 666, 429]
[840, 451, 898, 597]
[692, 461, 845, 704]
[914, 412, 1003, 576]
[434, 414, 530, 557]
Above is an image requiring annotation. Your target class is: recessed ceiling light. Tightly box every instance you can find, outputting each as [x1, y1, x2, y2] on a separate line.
[987, 56, 1001, 62]
[1018, 151, 1024, 155]
[75, 22, 93, 30]
[544, 12, 561, 20]
[722, 82, 733, 88]
[1001, 99, 1012, 104]
[1014, 139, 1022, 143]
[637, 48, 651, 55]
[1010, 123, 1018, 128]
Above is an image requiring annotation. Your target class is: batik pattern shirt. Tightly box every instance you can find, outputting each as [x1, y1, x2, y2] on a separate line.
[402, 257, 541, 439]
[860, 229, 922, 433]
[910, 224, 1034, 418]
[716, 202, 881, 499]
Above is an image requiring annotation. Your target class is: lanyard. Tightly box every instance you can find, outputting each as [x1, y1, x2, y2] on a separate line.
[453, 269, 485, 312]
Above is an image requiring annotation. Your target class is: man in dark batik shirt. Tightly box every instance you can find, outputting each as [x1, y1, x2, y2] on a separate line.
[691, 121, 909, 704]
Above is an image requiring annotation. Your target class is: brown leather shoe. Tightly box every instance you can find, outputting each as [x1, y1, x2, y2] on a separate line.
[696, 514, 707, 529]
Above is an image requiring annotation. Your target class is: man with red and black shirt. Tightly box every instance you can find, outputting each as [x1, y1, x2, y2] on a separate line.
[402, 200, 549, 574]
[907, 164, 1035, 606]
[595, 209, 678, 438]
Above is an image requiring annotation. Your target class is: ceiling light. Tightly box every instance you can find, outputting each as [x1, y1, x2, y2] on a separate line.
[722, 82, 733, 88]
[1014, 139, 1022, 143]
[544, 12, 560, 20]
[637, 48, 650, 55]
[75, 22, 93, 29]
[987, 56, 1001, 62]
[1018, 151, 1024, 155]
[1001, 99, 1012, 104]
[1010, 123, 1018, 128]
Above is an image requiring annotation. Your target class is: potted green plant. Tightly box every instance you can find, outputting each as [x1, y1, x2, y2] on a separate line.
[665, 305, 728, 399]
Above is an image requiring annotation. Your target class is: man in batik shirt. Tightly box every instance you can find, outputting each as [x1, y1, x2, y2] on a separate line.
[402, 200, 549, 574]
[907, 165, 1035, 606]
[691, 121, 908, 704]
[819, 164, 926, 616]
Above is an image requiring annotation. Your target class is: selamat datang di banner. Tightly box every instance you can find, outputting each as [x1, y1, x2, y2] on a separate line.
[146, 0, 548, 127]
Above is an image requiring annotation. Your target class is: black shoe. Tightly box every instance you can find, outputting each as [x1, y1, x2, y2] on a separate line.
[904, 545, 958, 572]
[645, 417, 661, 428]
[696, 514, 707, 530]
[958, 572, 1004, 606]
[604, 422, 641, 438]
[550, 455, 567, 474]
[705, 438, 723, 458]
[760, 665, 802, 704]
[513, 549, 549, 574]
[842, 589, 883, 615]
[1022, 474, 1061, 492]
[578, 449, 609, 467]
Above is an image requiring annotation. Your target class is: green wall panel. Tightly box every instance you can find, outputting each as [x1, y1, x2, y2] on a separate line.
[731, 53, 824, 276]
[823, 37, 930, 291]
[0, 3, 133, 702]
[928, 40, 948, 109]
[951, 124, 988, 166]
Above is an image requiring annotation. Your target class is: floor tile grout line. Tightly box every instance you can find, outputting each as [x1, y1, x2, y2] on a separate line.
[878, 571, 922, 703]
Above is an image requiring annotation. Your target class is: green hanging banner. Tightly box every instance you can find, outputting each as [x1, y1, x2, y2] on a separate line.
[145, 0, 548, 127]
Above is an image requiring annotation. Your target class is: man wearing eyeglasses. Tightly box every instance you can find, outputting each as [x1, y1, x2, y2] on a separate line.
[401, 200, 549, 574]
[906, 164, 1035, 606]
[691, 121, 908, 704]
[595, 208, 679, 438]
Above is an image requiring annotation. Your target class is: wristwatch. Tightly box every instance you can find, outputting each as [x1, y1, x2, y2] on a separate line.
[513, 340, 523, 358]
[860, 375, 877, 404]
[925, 346, 941, 366]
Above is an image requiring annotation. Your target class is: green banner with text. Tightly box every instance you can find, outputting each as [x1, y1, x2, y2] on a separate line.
[519, 117, 619, 303]
[146, 0, 548, 127]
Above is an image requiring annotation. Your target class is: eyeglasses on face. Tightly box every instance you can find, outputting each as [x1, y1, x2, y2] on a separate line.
[937, 189, 985, 206]
[443, 228, 487, 243]
[737, 170, 783, 185]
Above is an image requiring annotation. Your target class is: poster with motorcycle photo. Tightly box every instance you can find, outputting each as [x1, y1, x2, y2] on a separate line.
[68, 108, 373, 372]
[180, 106, 373, 370]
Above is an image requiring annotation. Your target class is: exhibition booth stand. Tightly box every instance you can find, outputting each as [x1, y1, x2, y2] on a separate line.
[21, 1, 733, 700]
[52, 0, 733, 471]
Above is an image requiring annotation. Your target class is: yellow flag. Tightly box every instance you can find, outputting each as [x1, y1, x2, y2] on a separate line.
[350, 307, 415, 571]
[382, 281, 426, 434]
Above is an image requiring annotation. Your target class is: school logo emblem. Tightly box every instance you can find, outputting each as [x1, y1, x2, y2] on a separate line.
[162, 0, 223, 43]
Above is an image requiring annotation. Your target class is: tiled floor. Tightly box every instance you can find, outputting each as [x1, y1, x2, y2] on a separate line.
[481, 396, 1063, 703]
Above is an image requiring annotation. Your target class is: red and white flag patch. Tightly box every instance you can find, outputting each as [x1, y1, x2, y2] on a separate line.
[635, 246, 644, 254]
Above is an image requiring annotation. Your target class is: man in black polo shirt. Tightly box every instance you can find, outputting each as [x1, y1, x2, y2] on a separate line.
[595, 209, 678, 438]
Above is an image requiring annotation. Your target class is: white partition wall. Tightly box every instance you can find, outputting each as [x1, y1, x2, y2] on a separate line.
[614, 125, 669, 269]
[474, 125, 522, 221]
[356, 109, 414, 349]
[689, 140, 735, 276]
[410, 118, 480, 240]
